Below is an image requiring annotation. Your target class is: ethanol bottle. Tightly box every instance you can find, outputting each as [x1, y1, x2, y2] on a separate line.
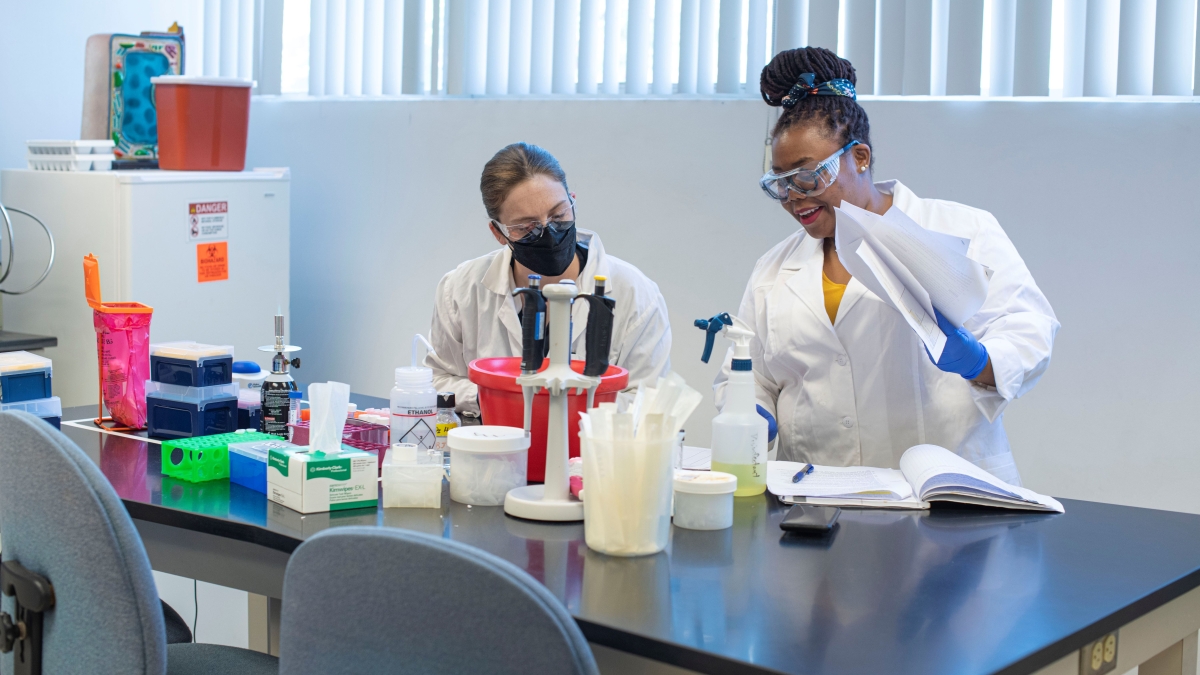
[696, 314, 768, 496]
[391, 334, 440, 453]
[391, 367, 437, 451]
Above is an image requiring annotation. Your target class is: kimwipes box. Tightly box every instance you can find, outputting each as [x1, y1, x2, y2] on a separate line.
[267, 445, 377, 514]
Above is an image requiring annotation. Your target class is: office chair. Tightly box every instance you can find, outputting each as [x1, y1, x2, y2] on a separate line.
[0, 411, 278, 674]
[279, 526, 599, 675]
[0, 423, 191, 647]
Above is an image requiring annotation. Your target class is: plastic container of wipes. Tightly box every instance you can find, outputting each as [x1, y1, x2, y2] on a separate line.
[672, 470, 737, 531]
[448, 426, 528, 506]
[383, 443, 443, 509]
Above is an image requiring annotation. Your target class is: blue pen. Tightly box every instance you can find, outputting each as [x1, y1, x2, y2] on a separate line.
[792, 463, 814, 483]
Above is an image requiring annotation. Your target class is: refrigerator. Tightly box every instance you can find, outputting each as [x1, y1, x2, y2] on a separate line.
[0, 168, 290, 409]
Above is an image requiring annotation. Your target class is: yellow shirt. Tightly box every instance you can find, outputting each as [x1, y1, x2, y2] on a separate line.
[822, 272, 847, 325]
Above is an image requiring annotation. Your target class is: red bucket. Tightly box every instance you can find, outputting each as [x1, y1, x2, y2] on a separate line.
[468, 357, 628, 483]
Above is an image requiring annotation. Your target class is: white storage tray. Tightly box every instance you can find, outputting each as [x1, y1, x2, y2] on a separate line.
[0, 396, 62, 418]
[26, 139, 115, 155]
[26, 152, 114, 172]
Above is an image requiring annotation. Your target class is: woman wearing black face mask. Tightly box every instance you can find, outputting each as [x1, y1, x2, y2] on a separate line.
[426, 142, 673, 417]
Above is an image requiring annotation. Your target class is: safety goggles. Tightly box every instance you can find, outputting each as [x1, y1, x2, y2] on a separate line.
[759, 141, 861, 201]
[490, 198, 576, 243]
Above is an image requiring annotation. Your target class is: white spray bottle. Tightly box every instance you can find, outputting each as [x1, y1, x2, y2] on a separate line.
[695, 312, 767, 496]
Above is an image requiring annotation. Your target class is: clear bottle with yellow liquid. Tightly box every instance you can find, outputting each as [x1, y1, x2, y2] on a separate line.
[695, 313, 768, 496]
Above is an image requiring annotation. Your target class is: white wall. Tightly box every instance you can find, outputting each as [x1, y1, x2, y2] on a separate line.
[247, 95, 1200, 515]
[0, 0, 203, 171]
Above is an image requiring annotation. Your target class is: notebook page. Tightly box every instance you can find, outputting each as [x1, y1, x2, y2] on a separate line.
[840, 202, 990, 328]
[899, 445, 1064, 513]
[835, 206, 947, 359]
[857, 240, 947, 360]
[767, 461, 914, 500]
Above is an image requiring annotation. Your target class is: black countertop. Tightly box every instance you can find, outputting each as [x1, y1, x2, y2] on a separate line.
[57, 404, 1200, 675]
[0, 330, 56, 352]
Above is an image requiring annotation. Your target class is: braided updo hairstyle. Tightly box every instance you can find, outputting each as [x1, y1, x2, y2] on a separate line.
[760, 47, 873, 166]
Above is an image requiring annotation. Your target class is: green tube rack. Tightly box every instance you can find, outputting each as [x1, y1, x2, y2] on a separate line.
[162, 431, 278, 483]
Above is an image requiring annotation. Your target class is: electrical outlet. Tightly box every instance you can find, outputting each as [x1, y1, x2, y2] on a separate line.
[1079, 630, 1119, 675]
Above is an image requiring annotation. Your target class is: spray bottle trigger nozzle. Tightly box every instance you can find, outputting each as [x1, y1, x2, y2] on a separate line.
[694, 312, 734, 363]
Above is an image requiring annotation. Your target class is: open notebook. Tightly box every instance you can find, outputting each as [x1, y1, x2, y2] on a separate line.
[768, 444, 1064, 513]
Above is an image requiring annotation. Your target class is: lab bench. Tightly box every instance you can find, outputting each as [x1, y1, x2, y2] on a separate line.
[56, 400, 1200, 675]
[0, 330, 57, 352]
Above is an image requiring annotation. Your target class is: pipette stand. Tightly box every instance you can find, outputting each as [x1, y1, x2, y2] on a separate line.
[505, 282, 594, 522]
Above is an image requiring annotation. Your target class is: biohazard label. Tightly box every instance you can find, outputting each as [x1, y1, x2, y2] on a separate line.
[396, 416, 436, 448]
[189, 201, 229, 241]
[197, 242, 228, 282]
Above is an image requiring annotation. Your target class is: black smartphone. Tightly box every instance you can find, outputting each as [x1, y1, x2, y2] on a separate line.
[779, 504, 841, 533]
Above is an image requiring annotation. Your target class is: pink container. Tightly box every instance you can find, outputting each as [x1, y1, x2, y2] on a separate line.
[288, 417, 390, 447]
[84, 254, 153, 430]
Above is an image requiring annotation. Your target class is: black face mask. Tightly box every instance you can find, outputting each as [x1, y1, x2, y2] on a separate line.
[509, 224, 577, 276]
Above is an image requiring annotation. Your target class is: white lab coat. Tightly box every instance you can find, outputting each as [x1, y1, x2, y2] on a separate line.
[427, 229, 673, 415]
[715, 181, 1058, 485]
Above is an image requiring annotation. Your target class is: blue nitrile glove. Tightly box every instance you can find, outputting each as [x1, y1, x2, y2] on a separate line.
[928, 308, 989, 379]
[756, 405, 778, 443]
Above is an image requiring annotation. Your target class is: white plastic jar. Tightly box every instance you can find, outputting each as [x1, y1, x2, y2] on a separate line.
[448, 426, 529, 506]
[672, 470, 737, 530]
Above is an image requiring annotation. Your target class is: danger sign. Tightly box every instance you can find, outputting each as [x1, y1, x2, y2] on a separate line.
[197, 242, 229, 283]
[188, 201, 229, 241]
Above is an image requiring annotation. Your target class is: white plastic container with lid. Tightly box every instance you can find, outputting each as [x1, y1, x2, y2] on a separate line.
[383, 443, 444, 508]
[232, 361, 269, 390]
[448, 426, 529, 506]
[672, 470, 737, 530]
[391, 335, 438, 450]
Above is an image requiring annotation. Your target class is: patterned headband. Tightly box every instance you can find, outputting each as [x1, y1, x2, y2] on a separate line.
[776, 72, 857, 108]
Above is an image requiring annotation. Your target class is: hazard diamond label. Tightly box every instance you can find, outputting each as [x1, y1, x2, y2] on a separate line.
[398, 418, 436, 449]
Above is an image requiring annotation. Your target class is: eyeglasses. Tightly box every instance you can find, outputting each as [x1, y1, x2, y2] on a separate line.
[491, 198, 576, 243]
[759, 141, 861, 201]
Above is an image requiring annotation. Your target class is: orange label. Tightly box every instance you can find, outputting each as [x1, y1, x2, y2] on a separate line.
[197, 242, 228, 283]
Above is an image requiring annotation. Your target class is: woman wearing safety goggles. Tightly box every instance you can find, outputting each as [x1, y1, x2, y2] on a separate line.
[714, 48, 1059, 486]
[425, 142, 673, 418]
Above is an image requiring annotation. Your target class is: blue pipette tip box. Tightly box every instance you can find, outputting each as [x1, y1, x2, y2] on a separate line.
[146, 381, 239, 440]
[230, 439, 297, 494]
[0, 352, 53, 404]
[150, 342, 235, 387]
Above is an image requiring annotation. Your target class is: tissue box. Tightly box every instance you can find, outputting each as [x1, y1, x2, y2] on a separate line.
[382, 448, 443, 509]
[267, 445, 378, 514]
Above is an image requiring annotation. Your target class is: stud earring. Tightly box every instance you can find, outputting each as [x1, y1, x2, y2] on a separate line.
[858, 166, 866, 173]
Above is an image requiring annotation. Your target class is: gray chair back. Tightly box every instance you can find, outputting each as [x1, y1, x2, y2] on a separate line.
[0, 411, 167, 675]
[279, 526, 598, 675]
